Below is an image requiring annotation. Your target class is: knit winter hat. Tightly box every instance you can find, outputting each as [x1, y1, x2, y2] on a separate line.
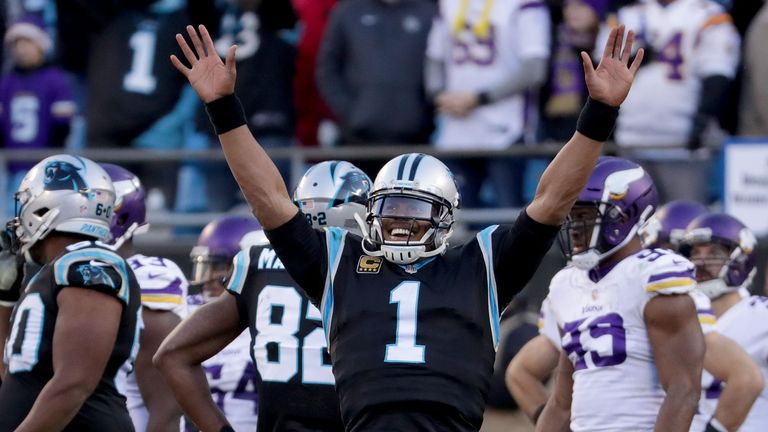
[4, 15, 52, 53]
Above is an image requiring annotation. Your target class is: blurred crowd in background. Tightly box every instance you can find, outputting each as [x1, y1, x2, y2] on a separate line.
[0, 0, 766, 217]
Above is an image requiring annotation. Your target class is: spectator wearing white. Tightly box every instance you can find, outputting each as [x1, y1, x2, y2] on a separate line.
[595, 0, 740, 202]
[425, 0, 551, 208]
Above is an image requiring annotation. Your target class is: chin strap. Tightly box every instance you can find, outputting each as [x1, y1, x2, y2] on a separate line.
[354, 213, 448, 265]
[111, 222, 150, 250]
[697, 279, 735, 300]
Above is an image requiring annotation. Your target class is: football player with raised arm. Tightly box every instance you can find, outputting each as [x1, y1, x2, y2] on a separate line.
[683, 214, 768, 432]
[171, 23, 642, 431]
[155, 161, 368, 432]
[512, 198, 762, 430]
[0, 155, 141, 432]
[101, 164, 190, 432]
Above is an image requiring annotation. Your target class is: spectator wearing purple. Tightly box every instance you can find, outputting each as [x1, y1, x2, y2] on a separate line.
[0, 15, 75, 215]
[539, 0, 608, 142]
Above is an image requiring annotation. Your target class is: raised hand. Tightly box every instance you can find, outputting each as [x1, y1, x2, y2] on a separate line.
[171, 25, 237, 103]
[581, 25, 644, 107]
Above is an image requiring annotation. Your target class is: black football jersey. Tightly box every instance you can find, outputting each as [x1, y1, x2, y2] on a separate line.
[0, 241, 141, 432]
[266, 211, 558, 431]
[86, 7, 189, 148]
[226, 244, 344, 432]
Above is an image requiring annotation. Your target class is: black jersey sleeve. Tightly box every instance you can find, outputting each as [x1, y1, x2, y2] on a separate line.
[264, 211, 328, 305]
[53, 247, 132, 305]
[225, 246, 263, 329]
[491, 209, 559, 308]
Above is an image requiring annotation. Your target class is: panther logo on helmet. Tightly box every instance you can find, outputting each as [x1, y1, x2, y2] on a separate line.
[43, 161, 88, 191]
[294, 160, 371, 233]
[13, 155, 115, 254]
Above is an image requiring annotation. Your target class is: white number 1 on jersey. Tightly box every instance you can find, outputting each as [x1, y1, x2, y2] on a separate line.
[385, 281, 425, 363]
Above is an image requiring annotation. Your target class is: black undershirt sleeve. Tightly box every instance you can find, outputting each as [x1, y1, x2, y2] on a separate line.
[228, 290, 250, 330]
[493, 209, 560, 308]
[265, 211, 328, 306]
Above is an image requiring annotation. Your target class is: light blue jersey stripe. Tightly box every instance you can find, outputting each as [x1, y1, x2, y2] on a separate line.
[226, 249, 251, 295]
[321, 227, 347, 346]
[477, 225, 500, 350]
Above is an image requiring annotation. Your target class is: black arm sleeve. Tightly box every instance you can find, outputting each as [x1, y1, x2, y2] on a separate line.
[494, 209, 560, 309]
[265, 211, 327, 305]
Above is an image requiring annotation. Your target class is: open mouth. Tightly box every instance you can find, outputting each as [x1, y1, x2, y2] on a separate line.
[389, 227, 416, 242]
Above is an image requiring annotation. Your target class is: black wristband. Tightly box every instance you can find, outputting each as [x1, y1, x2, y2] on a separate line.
[576, 97, 619, 142]
[219, 426, 235, 432]
[532, 403, 546, 425]
[205, 94, 247, 135]
[477, 91, 492, 106]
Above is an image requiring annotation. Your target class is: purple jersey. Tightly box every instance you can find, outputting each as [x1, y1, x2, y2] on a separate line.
[0, 66, 75, 159]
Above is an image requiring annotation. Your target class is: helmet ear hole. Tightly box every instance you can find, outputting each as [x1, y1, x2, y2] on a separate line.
[34, 207, 49, 217]
[116, 213, 128, 228]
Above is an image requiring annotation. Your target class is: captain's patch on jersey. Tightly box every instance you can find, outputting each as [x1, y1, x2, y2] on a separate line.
[357, 256, 382, 274]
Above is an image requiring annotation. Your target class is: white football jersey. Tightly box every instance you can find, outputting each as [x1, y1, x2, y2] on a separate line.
[121, 254, 189, 432]
[541, 287, 714, 354]
[691, 289, 768, 432]
[187, 295, 259, 431]
[201, 330, 259, 432]
[427, 0, 550, 149]
[538, 297, 561, 349]
[595, 0, 740, 146]
[546, 249, 697, 432]
[690, 288, 717, 335]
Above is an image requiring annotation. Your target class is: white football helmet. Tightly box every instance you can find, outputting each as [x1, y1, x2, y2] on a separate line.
[12, 155, 116, 253]
[357, 153, 460, 265]
[293, 160, 371, 235]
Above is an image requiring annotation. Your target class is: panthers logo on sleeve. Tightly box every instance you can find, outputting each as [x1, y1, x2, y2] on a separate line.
[54, 245, 131, 303]
[43, 160, 88, 191]
[75, 264, 117, 288]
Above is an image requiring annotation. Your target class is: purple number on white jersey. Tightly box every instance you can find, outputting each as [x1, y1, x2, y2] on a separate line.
[451, 24, 497, 66]
[563, 313, 628, 371]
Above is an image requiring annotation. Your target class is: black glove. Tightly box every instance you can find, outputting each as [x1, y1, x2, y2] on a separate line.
[0, 227, 24, 307]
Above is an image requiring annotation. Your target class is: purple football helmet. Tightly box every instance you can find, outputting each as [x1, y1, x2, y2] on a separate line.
[101, 163, 148, 248]
[190, 215, 265, 287]
[639, 200, 709, 250]
[559, 156, 658, 270]
[682, 213, 757, 299]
